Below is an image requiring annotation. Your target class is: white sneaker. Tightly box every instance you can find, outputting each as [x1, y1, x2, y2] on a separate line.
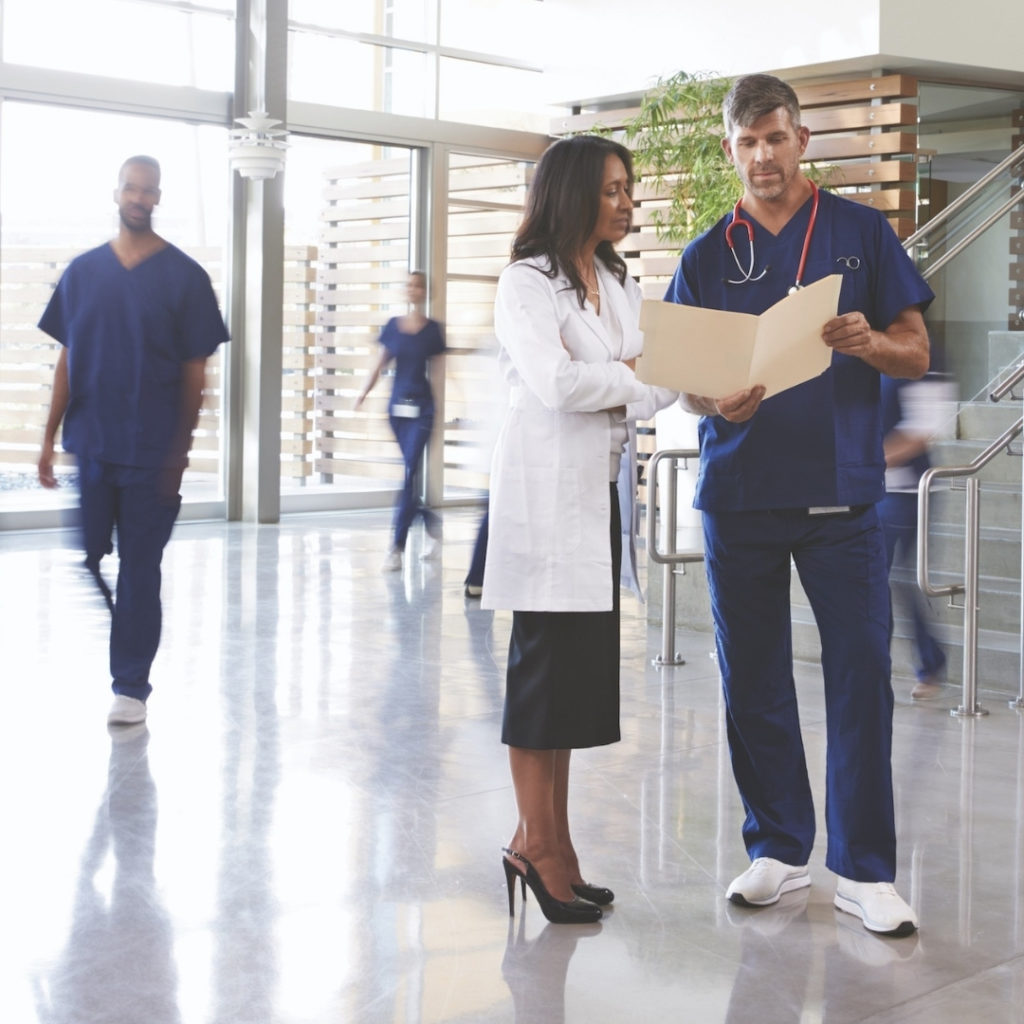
[107, 695, 147, 726]
[834, 878, 918, 937]
[726, 857, 811, 906]
[420, 535, 440, 560]
[381, 549, 403, 572]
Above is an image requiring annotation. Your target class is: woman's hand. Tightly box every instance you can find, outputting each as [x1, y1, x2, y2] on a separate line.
[681, 385, 765, 422]
[716, 385, 765, 422]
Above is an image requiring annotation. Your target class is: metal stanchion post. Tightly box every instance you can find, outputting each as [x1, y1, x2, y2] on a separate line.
[1013, 444, 1024, 710]
[653, 456, 684, 667]
[646, 450, 688, 668]
[952, 477, 987, 717]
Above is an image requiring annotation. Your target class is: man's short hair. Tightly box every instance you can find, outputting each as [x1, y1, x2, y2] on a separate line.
[119, 155, 161, 185]
[723, 74, 802, 136]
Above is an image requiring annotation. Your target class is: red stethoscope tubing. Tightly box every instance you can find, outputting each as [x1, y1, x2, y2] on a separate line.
[725, 181, 820, 290]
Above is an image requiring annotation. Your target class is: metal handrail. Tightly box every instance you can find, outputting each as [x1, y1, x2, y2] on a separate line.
[903, 144, 1024, 251]
[989, 358, 1024, 403]
[918, 416, 1024, 716]
[646, 448, 703, 667]
[989, 370, 1024, 711]
[915, 189, 1024, 282]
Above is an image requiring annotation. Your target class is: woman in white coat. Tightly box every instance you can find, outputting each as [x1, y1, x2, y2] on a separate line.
[483, 135, 676, 924]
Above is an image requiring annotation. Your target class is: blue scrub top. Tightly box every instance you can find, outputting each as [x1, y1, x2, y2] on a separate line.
[39, 243, 229, 468]
[665, 189, 934, 511]
[379, 316, 445, 413]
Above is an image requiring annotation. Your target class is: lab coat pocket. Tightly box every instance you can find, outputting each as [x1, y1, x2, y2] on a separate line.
[500, 465, 583, 558]
[543, 466, 584, 556]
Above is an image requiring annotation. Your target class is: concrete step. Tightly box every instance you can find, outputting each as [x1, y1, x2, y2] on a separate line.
[931, 441, 1022, 486]
[913, 523, 1020, 576]
[955, 399, 1023, 441]
[885, 568, 1020, 633]
[793, 609, 1021, 697]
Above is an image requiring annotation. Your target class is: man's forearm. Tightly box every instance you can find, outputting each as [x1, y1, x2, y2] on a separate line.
[170, 358, 207, 464]
[42, 347, 70, 445]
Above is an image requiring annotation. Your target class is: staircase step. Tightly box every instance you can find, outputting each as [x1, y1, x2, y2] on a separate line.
[908, 524, 1020, 576]
[931, 440, 1023, 485]
[955, 400, 1023, 441]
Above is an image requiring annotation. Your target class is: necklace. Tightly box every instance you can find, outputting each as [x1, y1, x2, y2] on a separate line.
[577, 258, 600, 305]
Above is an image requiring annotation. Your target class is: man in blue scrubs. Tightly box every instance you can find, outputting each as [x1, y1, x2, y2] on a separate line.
[38, 155, 229, 727]
[666, 75, 932, 936]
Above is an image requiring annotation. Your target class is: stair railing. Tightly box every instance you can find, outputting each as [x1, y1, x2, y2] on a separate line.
[904, 143, 1024, 286]
[918, 413, 1024, 717]
[646, 448, 703, 667]
[909, 143, 1024, 714]
[989, 358, 1024, 711]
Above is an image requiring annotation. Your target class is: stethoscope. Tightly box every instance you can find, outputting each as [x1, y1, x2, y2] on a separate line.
[725, 181, 820, 294]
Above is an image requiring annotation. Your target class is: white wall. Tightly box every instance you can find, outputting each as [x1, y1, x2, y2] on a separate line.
[880, 0, 1024, 78]
[542, 0, 1024, 105]
[542, 0, 881, 102]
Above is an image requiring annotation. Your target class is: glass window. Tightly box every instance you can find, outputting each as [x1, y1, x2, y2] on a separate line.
[0, 103, 230, 513]
[289, 0, 435, 40]
[439, 0, 543, 63]
[281, 135, 417, 504]
[438, 57, 554, 133]
[288, 31, 432, 117]
[1, 0, 234, 90]
[442, 152, 532, 501]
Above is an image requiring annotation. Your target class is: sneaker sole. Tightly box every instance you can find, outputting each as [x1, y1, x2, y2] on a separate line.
[108, 713, 147, 726]
[833, 893, 917, 937]
[728, 872, 810, 907]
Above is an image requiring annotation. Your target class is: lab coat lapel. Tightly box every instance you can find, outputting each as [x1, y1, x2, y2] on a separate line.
[562, 266, 614, 357]
[596, 261, 642, 357]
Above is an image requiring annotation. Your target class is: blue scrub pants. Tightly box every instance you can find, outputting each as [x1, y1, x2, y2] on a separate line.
[78, 457, 181, 702]
[878, 491, 946, 682]
[703, 504, 896, 882]
[389, 409, 439, 551]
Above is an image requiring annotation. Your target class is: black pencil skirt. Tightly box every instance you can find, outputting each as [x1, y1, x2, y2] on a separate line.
[501, 483, 622, 750]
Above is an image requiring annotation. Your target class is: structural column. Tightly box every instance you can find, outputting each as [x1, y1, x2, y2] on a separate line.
[227, 0, 287, 522]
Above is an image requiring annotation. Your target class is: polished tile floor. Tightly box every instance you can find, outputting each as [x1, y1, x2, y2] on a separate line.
[3, 508, 1024, 1023]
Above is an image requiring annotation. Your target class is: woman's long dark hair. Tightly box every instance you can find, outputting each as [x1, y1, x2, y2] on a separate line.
[510, 135, 634, 308]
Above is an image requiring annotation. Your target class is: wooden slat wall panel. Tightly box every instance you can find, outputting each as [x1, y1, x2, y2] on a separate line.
[551, 73, 922, 252]
[292, 156, 415, 484]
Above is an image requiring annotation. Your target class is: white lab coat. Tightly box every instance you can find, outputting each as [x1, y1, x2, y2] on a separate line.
[481, 255, 677, 612]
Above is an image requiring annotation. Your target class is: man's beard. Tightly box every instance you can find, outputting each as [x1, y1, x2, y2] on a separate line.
[119, 208, 151, 232]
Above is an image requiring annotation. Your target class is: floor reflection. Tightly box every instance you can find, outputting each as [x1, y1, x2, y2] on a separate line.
[502, 916, 602, 1023]
[211, 528, 281, 1024]
[35, 726, 180, 1023]
[5, 509, 1024, 1023]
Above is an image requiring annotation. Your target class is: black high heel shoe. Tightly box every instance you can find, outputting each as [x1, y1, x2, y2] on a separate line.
[571, 882, 615, 906]
[502, 848, 602, 925]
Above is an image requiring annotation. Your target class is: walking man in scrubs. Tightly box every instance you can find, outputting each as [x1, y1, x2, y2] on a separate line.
[665, 74, 932, 936]
[38, 155, 229, 727]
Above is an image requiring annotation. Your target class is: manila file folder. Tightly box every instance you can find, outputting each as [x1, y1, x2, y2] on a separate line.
[636, 274, 842, 400]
